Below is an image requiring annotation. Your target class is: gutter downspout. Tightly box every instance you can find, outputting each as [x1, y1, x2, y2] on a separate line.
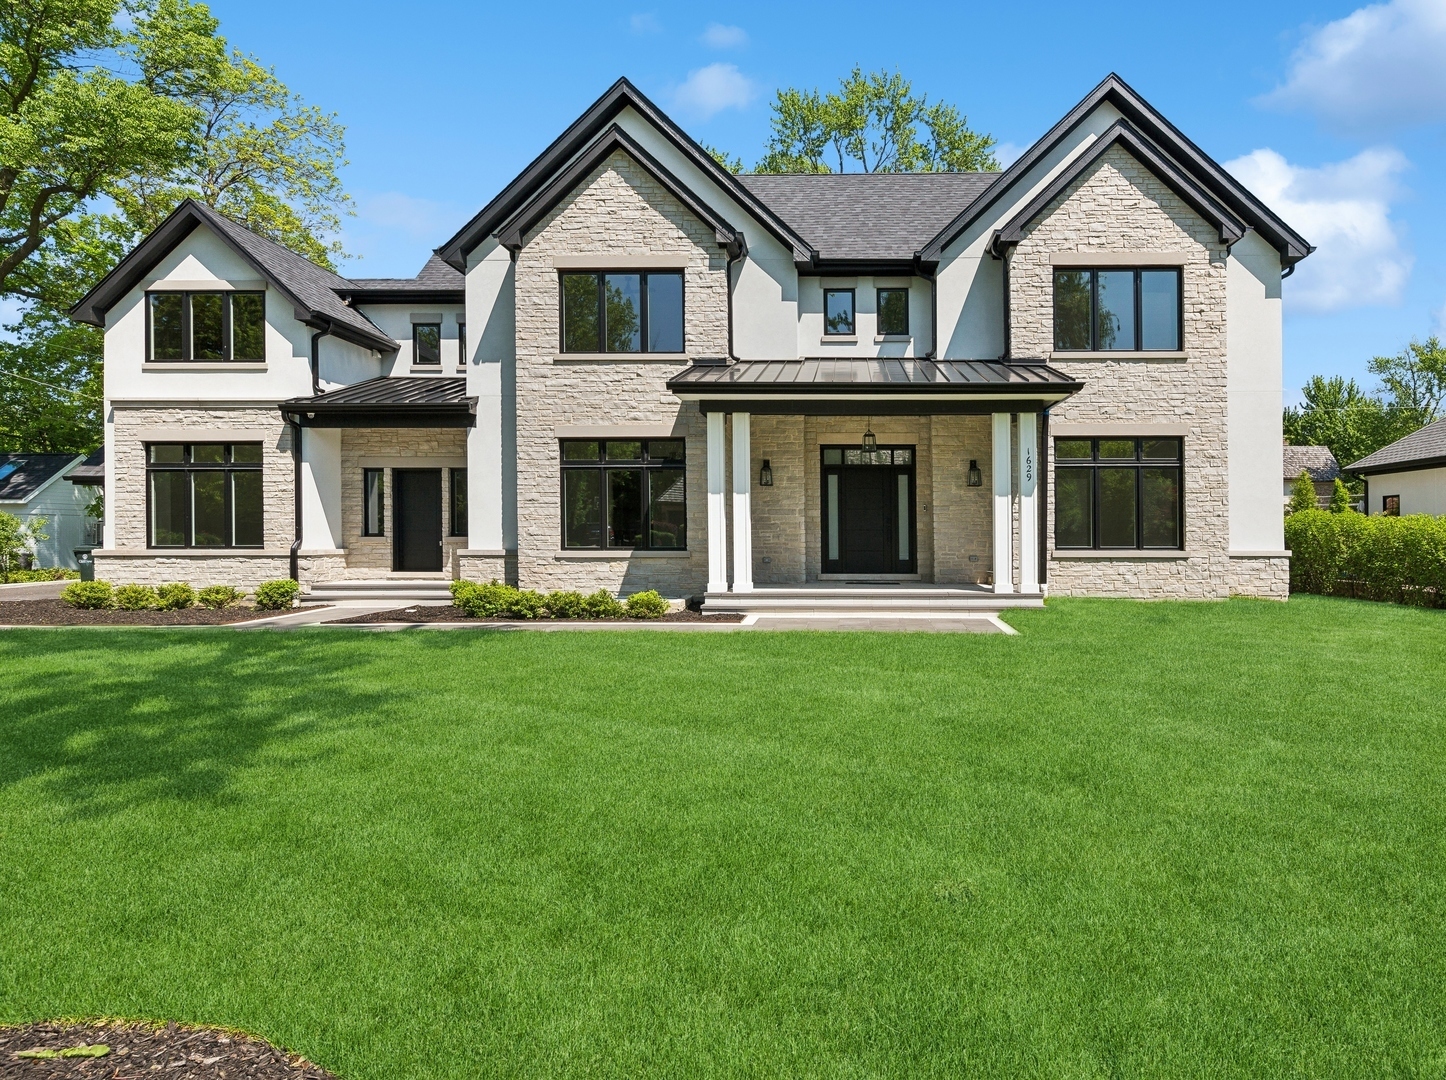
[725, 232, 747, 362]
[288, 412, 303, 582]
[916, 255, 938, 360]
[309, 323, 332, 396]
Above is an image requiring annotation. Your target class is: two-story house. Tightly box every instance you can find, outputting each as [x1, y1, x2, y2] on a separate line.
[70, 74, 1310, 614]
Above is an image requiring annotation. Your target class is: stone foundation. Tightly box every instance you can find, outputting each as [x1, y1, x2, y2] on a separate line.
[1047, 553, 1290, 600]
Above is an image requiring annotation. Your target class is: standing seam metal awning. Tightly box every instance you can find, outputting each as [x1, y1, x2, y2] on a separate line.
[666, 359, 1083, 414]
[279, 376, 477, 427]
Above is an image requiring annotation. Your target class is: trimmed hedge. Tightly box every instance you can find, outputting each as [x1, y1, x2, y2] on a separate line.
[114, 584, 159, 611]
[60, 580, 114, 609]
[1285, 509, 1446, 607]
[197, 585, 245, 609]
[449, 581, 646, 620]
[254, 578, 301, 611]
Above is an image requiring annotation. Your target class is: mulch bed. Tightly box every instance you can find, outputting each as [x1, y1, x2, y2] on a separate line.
[0, 600, 289, 626]
[335, 604, 743, 624]
[0, 1021, 339, 1079]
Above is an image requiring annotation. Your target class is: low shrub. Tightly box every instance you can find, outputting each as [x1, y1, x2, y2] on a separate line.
[581, 589, 625, 620]
[452, 579, 508, 618]
[1286, 509, 1446, 606]
[197, 585, 245, 609]
[155, 582, 195, 610]
[254, 578, 301, 611]
[543, 590, 586, 619]
[5, 567, 79, 582]
[60, 580, 113, 609]
[114, 583, 159, 610]
[624, 589, 669, 619]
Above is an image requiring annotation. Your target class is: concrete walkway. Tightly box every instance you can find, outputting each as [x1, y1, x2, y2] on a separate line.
[0, 580, 67, 601]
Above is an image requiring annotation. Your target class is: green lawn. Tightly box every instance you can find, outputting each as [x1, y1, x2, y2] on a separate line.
[0, 597, 1443, 1079]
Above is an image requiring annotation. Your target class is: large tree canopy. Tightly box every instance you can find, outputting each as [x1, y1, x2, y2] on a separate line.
[0, 0, 352, 453]
[753, 68, 998, 175]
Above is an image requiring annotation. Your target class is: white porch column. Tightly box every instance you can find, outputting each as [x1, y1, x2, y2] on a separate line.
[1017, 411, 1039, 594]
[992, 412, 1014, 593]
[300, 426, 342, 550]
[706, 410, 728, 593]
[731, 412, 753, 592]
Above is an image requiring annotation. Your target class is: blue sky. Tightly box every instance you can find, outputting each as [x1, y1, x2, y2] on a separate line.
[201, 0, 1446, 403]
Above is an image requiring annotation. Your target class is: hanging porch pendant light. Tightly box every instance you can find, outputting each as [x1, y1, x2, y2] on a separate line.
[862, 417, 877, 455]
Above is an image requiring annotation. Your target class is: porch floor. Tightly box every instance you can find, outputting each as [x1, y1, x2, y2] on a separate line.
[703, 582, 1044, 617]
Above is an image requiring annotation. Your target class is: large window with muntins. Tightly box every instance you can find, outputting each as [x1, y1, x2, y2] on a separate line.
[560, 439, 686, 549]
[560, 271, 684, 353]
[1053, 268, 1181, 352]
[147, 291, 266, 361]
[1054, 437, 1182, 550]
[147, 443, 263, 548]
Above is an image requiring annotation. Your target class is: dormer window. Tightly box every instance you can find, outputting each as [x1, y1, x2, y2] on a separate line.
[147, 291, 265, 361]
[1053, 268, 1181, 352]
[413, 322, 441, 365]
[824, 289, 855, 336]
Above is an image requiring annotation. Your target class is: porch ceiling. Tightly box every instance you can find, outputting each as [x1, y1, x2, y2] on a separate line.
[667, 358, 1082, 415]
[280, 376, 476, 427]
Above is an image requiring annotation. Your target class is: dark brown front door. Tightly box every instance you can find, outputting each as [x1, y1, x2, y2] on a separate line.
[821, 446, 917, 575]
[393, 469, 443, 572]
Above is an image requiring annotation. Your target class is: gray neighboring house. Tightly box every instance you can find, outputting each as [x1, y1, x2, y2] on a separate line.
[1283, 445, 1342, 509]
[0, 453, 101, 569]
[1348, 417, 1446, 517]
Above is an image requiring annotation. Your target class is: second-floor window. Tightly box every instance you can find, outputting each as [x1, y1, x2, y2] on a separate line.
[824, 288, 855, 336]
[1053, 268, 1181, 352]
[560, 271, 684, 353]
[877, 288, 909, 336]
[413, 323, 441, 365]
[147, 291, 265, 361]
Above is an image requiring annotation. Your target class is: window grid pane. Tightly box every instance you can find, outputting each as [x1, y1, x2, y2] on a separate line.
[562, 274, 600, 352]
[648, 469, 686, 549]
[1053, 271, 1091, 350]
[560, 441, 686, 550]
[191, 293, 226, 360]
[1095, 271, 1137, 351]
[563, 470, 603, 548]
[647, 273, 684, 352]
[1140, 270, 1180, 351]
[150, 294, 185, 360]
[232, 471, 263, 547]
[232, 293, 265, 360]
[604, 274, 642, 352]
[1055, 438, 1182, 552]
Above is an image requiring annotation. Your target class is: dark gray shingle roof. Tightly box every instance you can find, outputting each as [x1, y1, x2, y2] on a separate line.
[0, 454, 81, 501]
[736, 173, 997, 261]
[66, 447, 104, 486]
[1348, 417, 1446, 473]
[1283, 445, 1341, 483]
[346, 254, 465, 292]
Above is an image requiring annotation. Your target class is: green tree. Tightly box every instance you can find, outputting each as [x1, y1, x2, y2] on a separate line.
[1289, 471, 1318, 516]
[1368, 336, 1446, 432]
[0, 0, 352, 454]
[701, 143, 741, 174]
[1329, 477, 1353, 514]
[1283, 375, 1396, 477]
[0, 509, 47, 581]
[756, 68, 997, 174]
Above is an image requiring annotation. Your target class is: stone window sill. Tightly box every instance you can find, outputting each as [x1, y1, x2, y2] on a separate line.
[874, 334, 912, 344]
[142, 362, 268, 372]
[410, 365, 447, 374]
[95, 547, 292, 557]
[554, 549, 692, 559]
[552, 353, 688, 362]
[1052, 550, 1192, 560]
[820, 336, 858, 345]
[1051, 351, 1188, 362]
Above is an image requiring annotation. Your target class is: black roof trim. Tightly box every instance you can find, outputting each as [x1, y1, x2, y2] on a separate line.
[990, 121, 1246, 252]
[919, 73, 1313, 266]
[496, 124, 740, 252]
[279, 376, 476, 428]
[338, 289, 466, 305]
[800, 259, 922, 277]
[435, 77, 812, 269]
[70, 200, 398, 354]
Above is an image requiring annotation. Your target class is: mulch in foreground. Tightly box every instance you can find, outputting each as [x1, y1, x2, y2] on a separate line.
[0, 1021, 339, 1079]
[0, 600, 279, 626]
[335, 604, 743, 624]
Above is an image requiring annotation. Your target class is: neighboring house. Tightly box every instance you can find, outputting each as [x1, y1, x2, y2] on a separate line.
[1347, 417, 1446, 517]
[0, 453, 100, 569]
[69, 73, 1310, 608]
[1283, 444, 1341, 509]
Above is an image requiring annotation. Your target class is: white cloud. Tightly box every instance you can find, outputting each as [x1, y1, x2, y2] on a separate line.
[1225, 146, 1412, 312]
[701, 23, 748, 48]
[630, 12, 661, 34]
[992, 141, 1025, 168]
[670, 63, 757, 119]
[1262, 0, 1446, 130]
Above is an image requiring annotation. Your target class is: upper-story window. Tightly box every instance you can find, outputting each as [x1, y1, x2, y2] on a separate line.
[824, 288, 855, 336]
[147, 291, 265, 361]
[560, 271, 684, 353]
[413, 323, 441, 365]
[457, 321, 467, 369]
[877, 288, 909, 336]
[1053, 268, 1181, 352]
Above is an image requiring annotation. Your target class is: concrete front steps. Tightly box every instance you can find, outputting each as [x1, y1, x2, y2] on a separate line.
[305, 578, 453, 602]
[702, 586, 1044, 618]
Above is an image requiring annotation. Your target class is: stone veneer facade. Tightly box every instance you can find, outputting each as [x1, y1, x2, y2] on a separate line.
[1008, 144, 1287, 599]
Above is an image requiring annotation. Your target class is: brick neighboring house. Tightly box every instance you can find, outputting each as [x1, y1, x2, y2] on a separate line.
[69, 74, 1311, 610]
[1283, 445, 1343, 509]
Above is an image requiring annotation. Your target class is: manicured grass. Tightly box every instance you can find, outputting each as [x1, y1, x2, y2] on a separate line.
[1, 597, 1443, 1079]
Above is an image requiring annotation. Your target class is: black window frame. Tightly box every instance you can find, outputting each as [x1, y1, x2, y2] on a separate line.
[823, 288, 856, 336]
[558, 439, 687, 550]
[145, 442, 264, 549]
[876, 288, 910, 337]
[1052, 267, 1183, 352]
[412, 322, 442, 366]
[449, 468, 468, 536]
[144, 290, 267, 362]
[457, 321, 467, 369]
[558, 270, 686, 354]
[1053, 436, 1184, 551]
[363, 468, 385, 536]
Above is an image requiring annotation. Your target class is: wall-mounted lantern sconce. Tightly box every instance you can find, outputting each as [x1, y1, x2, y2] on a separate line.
[759, 459, 773, 486]
[862, 418, 877, 454]
[967, 459, 982, 486]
